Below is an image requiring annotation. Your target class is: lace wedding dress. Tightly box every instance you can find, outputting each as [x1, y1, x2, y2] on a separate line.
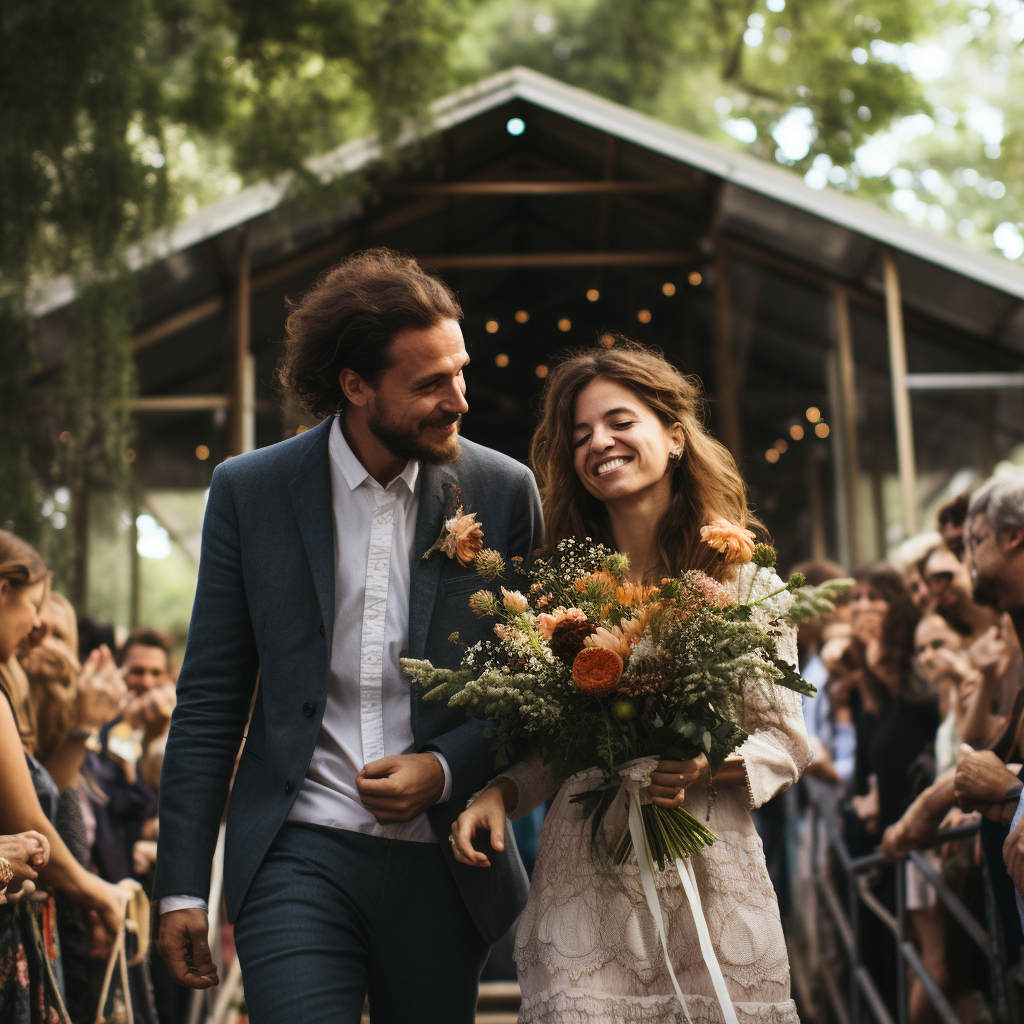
[498, 569, 811, 1024]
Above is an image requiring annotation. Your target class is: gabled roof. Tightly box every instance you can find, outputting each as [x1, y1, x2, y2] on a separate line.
[31, 65, 1024, 318]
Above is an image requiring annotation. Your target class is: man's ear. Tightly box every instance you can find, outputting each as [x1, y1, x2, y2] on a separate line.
[339, 369, 371, 409]
[1002, 527, 1024, 555]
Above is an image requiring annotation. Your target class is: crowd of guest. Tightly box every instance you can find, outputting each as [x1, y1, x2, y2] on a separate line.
[788, 469, 1024, 1024]
[2, 465, 1023, 1022]
[0, 529, 179, 1022]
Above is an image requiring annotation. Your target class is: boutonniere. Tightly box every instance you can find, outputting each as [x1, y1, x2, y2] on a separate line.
[423, 506, 485, 566]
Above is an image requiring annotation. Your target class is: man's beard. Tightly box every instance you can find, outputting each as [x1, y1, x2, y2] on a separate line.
[970, 571, 1004, 610]
[367, 400, 462, 466]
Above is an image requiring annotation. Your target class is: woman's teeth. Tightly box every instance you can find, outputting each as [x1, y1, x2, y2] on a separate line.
[596, 457, 628, 476]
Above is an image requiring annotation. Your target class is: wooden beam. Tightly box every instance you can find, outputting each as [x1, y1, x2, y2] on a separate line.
[132, 294, 225, 350]
[131, 395, 230, 411]
[417, 250, 695, 269]
[229, 231, 255, 456]
[387, 180, 700, 196]
[714, 247, 742, 460]
[833, 288, 862, 567]
[883, 250, 918, 537]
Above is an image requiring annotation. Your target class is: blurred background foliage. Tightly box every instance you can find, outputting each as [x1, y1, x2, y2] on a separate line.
[3, 0, 1024, 614]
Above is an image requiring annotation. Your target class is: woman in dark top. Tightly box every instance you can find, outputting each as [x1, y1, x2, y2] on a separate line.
[845, 564, 939, 1020]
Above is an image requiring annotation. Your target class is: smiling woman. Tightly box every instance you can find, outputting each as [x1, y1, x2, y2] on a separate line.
[531, 340, 759, 583]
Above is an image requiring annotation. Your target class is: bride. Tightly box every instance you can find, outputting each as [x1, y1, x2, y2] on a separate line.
[450, 342, 810, 1024]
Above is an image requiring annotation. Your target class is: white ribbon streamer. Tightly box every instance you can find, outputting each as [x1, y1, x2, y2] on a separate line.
[620, 761, 740, 1024]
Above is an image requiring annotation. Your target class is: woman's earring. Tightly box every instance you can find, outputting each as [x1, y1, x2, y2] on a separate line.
[669, 450, 681, 462]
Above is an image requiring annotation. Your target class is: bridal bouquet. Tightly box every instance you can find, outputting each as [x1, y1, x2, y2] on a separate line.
[403, 522, 851, 868]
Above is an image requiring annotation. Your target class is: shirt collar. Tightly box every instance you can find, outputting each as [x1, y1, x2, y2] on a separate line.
[330, 416, 420, 494]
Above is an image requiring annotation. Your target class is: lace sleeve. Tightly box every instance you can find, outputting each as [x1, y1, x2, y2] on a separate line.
[729, 570, 812, 809]
[489, 747, 560, 819]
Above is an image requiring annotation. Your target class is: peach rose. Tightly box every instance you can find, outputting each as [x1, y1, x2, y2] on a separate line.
[441, 512, 484, 567]
[536, 606, 587, 639]
[700, 518, 755, 564]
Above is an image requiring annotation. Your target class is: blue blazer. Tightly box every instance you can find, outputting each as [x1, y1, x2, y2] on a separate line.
[153, 417, 543, 943]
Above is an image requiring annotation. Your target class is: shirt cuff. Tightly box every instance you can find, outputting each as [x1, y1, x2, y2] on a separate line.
[430, 751, 452, 804]
[160, 895, 209, 915]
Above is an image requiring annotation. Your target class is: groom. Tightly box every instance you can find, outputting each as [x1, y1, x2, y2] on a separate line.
[154, 249, 542, 1022]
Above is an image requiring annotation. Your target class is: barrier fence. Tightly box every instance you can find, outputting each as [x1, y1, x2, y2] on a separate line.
[811, 812, 1018, 1024]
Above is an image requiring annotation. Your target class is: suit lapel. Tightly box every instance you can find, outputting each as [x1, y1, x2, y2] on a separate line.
[407, 462, 459, 659]
[288, 418, 335, 644]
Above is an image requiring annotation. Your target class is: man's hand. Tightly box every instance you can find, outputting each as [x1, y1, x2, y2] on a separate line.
[954, 745, 1022, 816]
[157, 908, 219, 989]
[1003, 812, 1024, 894]
[356, 753, 445, 823]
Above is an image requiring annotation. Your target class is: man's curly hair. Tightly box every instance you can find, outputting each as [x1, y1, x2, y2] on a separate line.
[276, 248, 462, 420]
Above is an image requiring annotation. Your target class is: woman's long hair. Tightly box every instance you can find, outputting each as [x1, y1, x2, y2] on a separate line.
[852, 562, 921, 698]
[530, 341, 758, 580]
[0, 530, 47, 590]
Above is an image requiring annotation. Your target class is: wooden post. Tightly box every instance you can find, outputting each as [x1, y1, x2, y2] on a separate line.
[833, 288, 862, 567]
[129, 492, 141, 629]
[807, 444, 827, 561]
[883, 250, 918, 538]
[825, 352, 851, 569]
[70, 481, 90, 615]
[229, 230, 255, 456]
[714, 247, 742, 460]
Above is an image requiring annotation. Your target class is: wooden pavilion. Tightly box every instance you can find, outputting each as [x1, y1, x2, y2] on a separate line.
[30, 67, 1024, 572]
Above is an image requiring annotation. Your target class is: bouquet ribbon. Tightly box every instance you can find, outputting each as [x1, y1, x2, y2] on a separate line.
[621, 761, 740, 1024]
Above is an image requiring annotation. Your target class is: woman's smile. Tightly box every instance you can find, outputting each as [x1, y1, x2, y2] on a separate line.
[594, 455, 633, 477]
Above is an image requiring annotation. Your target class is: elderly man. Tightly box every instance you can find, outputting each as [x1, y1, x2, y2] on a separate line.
[956, 473, 1024, 927]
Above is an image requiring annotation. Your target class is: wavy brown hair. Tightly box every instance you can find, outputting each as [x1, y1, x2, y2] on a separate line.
[276, 247, 462, 419]
[530, 341, 758, 581]
[0, 530, 48, 591]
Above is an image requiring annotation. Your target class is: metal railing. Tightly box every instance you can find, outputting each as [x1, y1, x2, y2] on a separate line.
[814, 814, 1014, 1024]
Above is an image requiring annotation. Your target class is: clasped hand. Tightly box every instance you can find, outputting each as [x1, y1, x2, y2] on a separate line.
[355, 753, 445, 823]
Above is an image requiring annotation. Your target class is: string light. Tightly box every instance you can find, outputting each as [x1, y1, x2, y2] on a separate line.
[765, 449, 780, 463]
[558, 318, 572, 332]
[515, 310, 529, 323]
[506, 117, 525, 136]
[495, 353, 510, 367]
[586, 288, 600, 302]
[774, 439, 789, 454]
[195, 445, 210, 460]
[815, 422, 830, 438]
[59, 431, 70, 443]
[805, 406, 821, 423]
[662, 282, 676, 296]
[688, 271, 702, 286]
[789, 424, 804, 441]
[599, 333, 615, 348]
[637, 309, 652, 323]
[535, 365, 549, 378]
[485, 320, 499, 333]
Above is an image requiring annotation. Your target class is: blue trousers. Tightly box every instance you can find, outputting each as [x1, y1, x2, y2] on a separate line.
[232, 823, 490, 1024]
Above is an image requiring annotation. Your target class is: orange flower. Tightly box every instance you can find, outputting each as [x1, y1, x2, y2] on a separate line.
[441, 511, 485, 567]
[615, 583, 659, 607]
[584, 625, 633, 659]
[536, 606, 587, 639]
[700, 518, 755, 564]
[572, 646, 623, 696]
[574, 569, 616, 595]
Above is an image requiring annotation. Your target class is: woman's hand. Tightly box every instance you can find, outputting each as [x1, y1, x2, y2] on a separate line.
[76, 644, 129, 731]
[0, 830, 50, 883]
[649, 756, 709, 808]
[82, 875, 128, 956]
[450, 780, 515, 868]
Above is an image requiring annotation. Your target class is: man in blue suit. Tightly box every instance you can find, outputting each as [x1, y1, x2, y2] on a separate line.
[154, 249, 542, 1022]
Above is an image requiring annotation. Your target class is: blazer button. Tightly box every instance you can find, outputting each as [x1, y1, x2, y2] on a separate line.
[319, 623, 325, 636]
[302, 701, 315, 718]
[284, 781, 294, 795]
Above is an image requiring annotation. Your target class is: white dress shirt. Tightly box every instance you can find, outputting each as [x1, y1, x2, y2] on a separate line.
[160, 417, 450, 914]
